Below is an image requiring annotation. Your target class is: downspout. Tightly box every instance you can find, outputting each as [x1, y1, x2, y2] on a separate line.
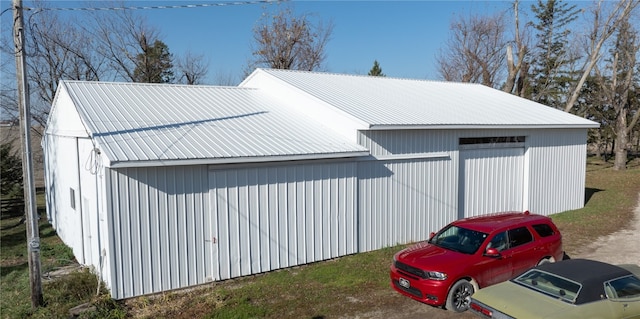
[41, 135, 52, 224]
[76, 137, 85, 264]
[92, 147, 104, 296]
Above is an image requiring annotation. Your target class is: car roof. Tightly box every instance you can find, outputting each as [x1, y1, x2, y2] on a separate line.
[533, 259, 633, 304]
[452, 211, 550, 233]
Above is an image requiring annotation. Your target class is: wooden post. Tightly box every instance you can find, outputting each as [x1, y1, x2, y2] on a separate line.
[13, 0, 44, 308]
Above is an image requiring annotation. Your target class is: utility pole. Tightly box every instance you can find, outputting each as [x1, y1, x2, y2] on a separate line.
[13, 0, 43, 308]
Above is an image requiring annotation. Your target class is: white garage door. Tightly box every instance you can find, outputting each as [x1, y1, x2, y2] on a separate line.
[459, 147, 524, 219]
[208, 161, 358, 281]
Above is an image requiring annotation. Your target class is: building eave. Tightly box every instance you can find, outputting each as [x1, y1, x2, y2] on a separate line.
[367, 124, 601, 130]
[106, 151, 371, 168]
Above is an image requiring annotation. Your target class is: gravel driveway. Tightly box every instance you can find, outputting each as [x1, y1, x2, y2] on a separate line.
[574, 192, 640, 265]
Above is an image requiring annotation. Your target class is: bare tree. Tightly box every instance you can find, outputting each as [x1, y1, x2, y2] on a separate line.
[504, 0, 531, 96]
[1, 1, 173, 129]
[212, 70, 239, 86]
[436, 12, 506, 88]
[176, 51, 209, 85]
[564, 0, 639, 113]
[0, 51, 19, 125]
[597, 19, 640, 170]
[86, 2, 163, 82]
[1, 1, 104, 130]
[247, 6, 333, 73]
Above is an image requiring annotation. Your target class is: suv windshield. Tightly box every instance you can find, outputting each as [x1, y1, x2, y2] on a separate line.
[430, 225, 488, 254]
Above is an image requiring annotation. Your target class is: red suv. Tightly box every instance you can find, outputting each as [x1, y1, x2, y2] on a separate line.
[390, 211, 563, 312]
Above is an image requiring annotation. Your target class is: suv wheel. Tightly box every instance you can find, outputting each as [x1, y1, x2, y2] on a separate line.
[537, 257, 553, 265]
[445, 279, 474, 312]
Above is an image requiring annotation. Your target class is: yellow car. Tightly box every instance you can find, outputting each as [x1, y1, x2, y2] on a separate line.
[469, 259, 640, 319]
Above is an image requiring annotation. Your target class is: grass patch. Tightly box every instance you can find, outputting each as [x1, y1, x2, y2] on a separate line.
[0, 216, 125, 319]
[2, 159, 638, 318]
[1, 191, 127, 319]
[551, 157, 640, 253]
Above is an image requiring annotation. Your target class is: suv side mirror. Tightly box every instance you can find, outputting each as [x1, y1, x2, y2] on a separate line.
[484, 248, 501, 258]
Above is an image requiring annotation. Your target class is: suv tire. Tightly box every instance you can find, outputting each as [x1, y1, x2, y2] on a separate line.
[445, 279, 474, 312]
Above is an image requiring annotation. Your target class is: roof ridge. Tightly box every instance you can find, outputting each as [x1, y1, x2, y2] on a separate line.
[61, 80, 260, 90]
[258, 68, 472, 85]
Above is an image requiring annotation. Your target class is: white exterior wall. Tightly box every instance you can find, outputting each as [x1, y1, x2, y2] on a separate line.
[209, 161, 358, 280]
[43, 134, 82, 256]
[357, 130, 457, 251]
[103, 160, 358, 299]
[358, 157, 456, 251]
[526, 129, 588, 215]
[105, 165, 211, 299]
[356, 128, 588, 251]
[46, 126, 589, 299]
[43, 134, 103, 267]
[43, 85, 111, 295]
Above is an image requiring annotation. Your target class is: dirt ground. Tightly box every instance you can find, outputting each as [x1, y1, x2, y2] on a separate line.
[339, 193, 640, 319]
[573, 192, 640, 265]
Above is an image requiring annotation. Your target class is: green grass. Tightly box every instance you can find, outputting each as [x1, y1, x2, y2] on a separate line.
[2, 158, 639, 319]
[1, 192, 125, 319]
[550, 157, 640, 253]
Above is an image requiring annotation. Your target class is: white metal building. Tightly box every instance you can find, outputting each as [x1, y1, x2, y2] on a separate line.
[43, 69, 598, 299]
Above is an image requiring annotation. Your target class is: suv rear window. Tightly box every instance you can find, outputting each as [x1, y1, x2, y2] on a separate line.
[532, 223, 555, 237]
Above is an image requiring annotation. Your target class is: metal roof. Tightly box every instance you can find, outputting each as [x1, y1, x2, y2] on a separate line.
[58, 80, 369, 167]
[252, 69, 600, 129]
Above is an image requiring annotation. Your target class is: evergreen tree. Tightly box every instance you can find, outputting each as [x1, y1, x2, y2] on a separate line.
[1, 143, 23, 198]
[368, 60, 385, 77]
[528, 0, 580, 108]
[133, 39, 175, 83]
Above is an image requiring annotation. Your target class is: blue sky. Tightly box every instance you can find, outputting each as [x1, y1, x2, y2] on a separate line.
[1, 1, 535, 84]
[136, 0, 516, 83]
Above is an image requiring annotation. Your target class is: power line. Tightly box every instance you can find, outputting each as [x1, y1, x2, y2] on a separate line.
[19, 0, 283, 13]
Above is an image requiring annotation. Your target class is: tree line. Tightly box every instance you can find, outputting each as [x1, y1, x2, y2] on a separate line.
[1, 0, 638, 172]
[437, 0, 639, 170]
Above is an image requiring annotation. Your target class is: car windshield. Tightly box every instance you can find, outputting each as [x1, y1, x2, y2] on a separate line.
[513, 270, 581, 304]
[430, 225, 488, 254]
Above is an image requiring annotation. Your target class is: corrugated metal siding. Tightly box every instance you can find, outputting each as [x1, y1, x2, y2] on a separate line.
[106, 166, 211, 299]
[209, 161, 358, 280]
[356, 128, 589, 253]
[459, 147, 524, 217]
[359, 129, 455, 156]
[358, 158, 456, 251]
[527, 129, 588, 215]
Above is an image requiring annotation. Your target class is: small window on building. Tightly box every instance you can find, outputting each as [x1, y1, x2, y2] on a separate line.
[70, 188, 76, 210]
[459, 136, 525, 145]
